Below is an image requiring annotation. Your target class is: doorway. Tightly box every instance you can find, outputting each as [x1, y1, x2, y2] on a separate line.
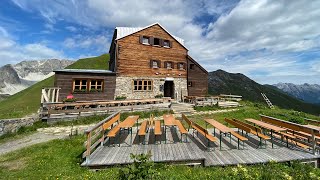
[164, 81, 174, 99]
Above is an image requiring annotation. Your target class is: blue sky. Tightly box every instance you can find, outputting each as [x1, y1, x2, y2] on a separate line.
[0, 0, 319, 85]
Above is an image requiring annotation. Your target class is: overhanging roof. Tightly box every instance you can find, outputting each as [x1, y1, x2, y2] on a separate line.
[54, 69, 115, 75]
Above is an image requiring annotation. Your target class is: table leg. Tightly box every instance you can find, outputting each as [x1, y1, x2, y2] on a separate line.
[220, 131, 222, 150]
[165, 125, 167, 144]
[271, 130, 273, 148]
[130, 127, 133, 146]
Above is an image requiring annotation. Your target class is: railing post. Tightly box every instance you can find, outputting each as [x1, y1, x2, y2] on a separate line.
[311, 130, 317, 155]
[86, 132, 91, 163]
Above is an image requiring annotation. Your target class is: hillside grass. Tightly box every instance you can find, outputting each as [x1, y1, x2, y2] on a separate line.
[0, 76, 54, 119]
[186, 102, 320, 127]
[0, 54, 110, 119]
[66, 54, 109, 70]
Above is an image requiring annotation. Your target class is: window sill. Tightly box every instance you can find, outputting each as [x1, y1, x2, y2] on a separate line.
[163, 46, 170, 48]
[142, 43, 150, 45]
[153, 45, 161, 47]
[133, 90, 153, 92]
[152, 67, 159, 69]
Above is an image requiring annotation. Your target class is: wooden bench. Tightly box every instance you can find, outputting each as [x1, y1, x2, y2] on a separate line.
[154, 120, 162, 144]
[225, 118, 269, 148]
[232, 119, 270, 139]
[107, 126, 121, 146]
[175, 120, 188, 142]
[182, 114, 217, 149]
[102, 113, 120, 146]
[102, 113, 120, 130]
[138, 121, 149, 144]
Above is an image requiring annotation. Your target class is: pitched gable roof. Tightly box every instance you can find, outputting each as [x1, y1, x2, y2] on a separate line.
[115, 23, 188, 50]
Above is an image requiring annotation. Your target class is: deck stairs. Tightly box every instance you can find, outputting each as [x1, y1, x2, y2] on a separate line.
[171, 102, 196, 114]
[261, 93, 274, 109]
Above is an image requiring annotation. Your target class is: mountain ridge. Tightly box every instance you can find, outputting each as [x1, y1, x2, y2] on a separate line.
[273, 83, 320, 104]
[208, 69, 320, 115]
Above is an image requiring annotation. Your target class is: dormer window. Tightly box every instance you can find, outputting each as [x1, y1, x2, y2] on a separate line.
[163, 40, 170, 48]
[142, 36, 150, 44]
[154, 38, 160, 46]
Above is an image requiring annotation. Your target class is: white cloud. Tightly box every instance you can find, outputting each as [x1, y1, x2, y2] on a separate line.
[63, 34, 109, 52]
[0, 26, 65, 66]
[65, 26, 77, 32]
[9, 0, 320, 84]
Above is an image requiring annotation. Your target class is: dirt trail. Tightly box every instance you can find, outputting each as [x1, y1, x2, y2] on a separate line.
[0, 132, 66, 155]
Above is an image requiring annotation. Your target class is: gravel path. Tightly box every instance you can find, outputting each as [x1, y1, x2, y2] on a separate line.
[0, 132, 66, 155]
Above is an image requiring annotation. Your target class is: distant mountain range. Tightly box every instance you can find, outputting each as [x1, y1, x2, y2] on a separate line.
[208, 69, 320, 115]
[0, 60, 73, 96]
[273, 83, 320, 105]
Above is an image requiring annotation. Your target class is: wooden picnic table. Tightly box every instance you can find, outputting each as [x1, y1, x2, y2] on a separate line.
[205, 119, 233, 150]
[245, 118, 286, 148]
[163, 114, 178, 143]
[118, 115, 139, 145]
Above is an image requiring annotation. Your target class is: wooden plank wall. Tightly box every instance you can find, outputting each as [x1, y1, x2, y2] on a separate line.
[187, 57, 208, 96]
[54, 73, 116, 101]
[116, 24, 188, 78]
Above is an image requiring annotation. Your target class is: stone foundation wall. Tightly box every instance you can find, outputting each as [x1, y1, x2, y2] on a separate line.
[0, 115, 39, 136]
[115, 76, 188, 101]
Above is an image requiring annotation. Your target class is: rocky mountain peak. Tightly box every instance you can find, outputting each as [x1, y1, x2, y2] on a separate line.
[0, 64, 21, 88]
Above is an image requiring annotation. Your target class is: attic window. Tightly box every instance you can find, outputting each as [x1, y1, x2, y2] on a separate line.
[154, 38, 160, 46]
[190, 64, 195, 70]
[188, 81, 193, 87]
[163, 40, 170, 48]
[142, 36, 150, 44]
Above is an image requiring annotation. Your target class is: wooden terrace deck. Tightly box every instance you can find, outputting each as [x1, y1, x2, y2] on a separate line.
[82, 127, 320, 168]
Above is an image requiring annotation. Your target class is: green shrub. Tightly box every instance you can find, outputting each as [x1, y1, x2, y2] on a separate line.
[115, 96, 127, 100]
[119, 152, 158, 180]
[155, 94, 163, 98]
[63, 98, 77, 103]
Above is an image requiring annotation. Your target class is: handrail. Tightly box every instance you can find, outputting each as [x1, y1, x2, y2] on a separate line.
[85, 111, 120, 134]
[83, 111, 121, 164]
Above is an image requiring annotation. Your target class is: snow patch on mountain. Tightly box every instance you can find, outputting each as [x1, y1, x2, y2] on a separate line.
[0, 59, 73, 96]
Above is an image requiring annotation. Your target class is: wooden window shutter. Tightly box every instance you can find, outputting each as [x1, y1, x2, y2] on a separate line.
[169, 41, 172, 48]
[164, 61, 167, 68]
[183, 63, 186, 70]
[150, 60, 153, 68]
[160, 39, 164, 47]
[139, 36, 143, 44]
[171, 61, 174, 69]
[150, 37, 154, 45]
[157, 60, 161, 68]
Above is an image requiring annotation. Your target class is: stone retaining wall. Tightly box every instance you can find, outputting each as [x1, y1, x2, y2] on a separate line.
[0, 115, 39, 136]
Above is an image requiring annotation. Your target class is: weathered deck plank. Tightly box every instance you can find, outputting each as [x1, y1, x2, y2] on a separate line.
[82, 128, 320, 168]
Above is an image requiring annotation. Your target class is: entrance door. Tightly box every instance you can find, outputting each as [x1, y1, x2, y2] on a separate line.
[164, 81, 174, 99]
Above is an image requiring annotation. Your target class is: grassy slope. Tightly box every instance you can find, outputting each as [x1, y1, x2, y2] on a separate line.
[0, 54, 109, 119]
[67, 54, 109, 70]
[0, 77, 54, 119]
